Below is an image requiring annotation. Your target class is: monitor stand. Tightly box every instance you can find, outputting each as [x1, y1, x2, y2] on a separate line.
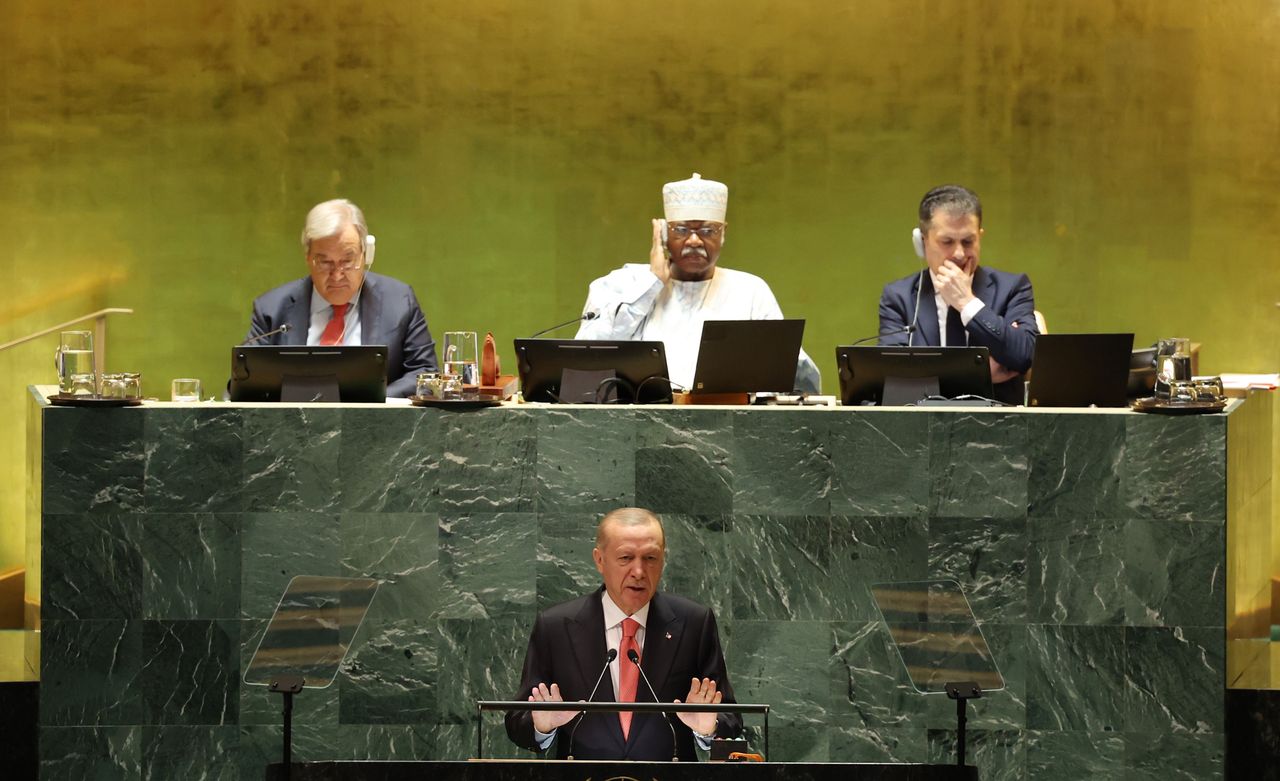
[281, 374, 340, 403]
[882, 375, 938, 406]
[559, 368, 619, 404]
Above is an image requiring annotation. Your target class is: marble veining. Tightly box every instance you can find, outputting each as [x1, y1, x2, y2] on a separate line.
[829, 414, 930, 517]
[729, 515, 832, 620]
[142, 726, 241, 781]
[1027, 416, 1124, 519]
[1027, 517, 1126, 625]
[1025, 625, 1127, 732]
[1121, 415, 1226, 523]
[41, 726, 142, 779]
[339, 619, 437, 725]
[43, 514, 143, 620]
[928, 414, 1029, 520]
[141, 514, 241, 620]
[140, 620, 240, 725]
[144, 409, 245, 514]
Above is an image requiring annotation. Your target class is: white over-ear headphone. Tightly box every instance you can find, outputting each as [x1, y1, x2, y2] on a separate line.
[365, 235, 376, 267]
[911, 228, 925, 259]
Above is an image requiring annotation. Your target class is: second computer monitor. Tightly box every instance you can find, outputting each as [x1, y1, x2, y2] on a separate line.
[835, 345, 993, 406]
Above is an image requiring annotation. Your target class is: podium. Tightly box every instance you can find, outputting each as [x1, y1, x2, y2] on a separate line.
[266, 760, 980, 780]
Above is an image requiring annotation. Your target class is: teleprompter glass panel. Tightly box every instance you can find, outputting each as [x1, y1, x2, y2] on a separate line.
[870, 579, 1005, 694]
[244, 575, 379, 689]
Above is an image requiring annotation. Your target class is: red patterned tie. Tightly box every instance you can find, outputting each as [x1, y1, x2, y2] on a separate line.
[618, 618, 641, 739]
[319, 303, 348, 346]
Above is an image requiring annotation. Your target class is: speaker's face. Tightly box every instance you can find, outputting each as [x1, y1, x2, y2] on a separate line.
[665, 221, 726, 282]
[922, 211, 982, 276]
[307, 223, 368, 306]
[593, 519, 666, 615]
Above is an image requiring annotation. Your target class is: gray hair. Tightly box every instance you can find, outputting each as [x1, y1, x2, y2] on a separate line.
[301, 199, 368, 252]
[595, 507, 666, 549]
[918, 185, 982, 234]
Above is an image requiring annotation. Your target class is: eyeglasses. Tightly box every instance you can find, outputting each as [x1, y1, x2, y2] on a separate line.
[310, 256, 364, 274]
[669, 223, 724, 239]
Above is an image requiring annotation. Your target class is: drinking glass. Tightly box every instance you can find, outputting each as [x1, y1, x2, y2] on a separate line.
[442, 331, 479, 388]
[102, 372, 142, 399]
[171, 378, 203, 402]
[1154, 338, 1192, 399]
[1193, 377, 1224, 401]
[1168, 379, 1199, 403]
[55, 330, 95, 395]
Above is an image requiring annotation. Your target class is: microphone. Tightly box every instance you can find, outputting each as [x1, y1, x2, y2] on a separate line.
[907, 268, 925, 346]
[847, 324, 915, 347]
[529, 311, 599, 338]
[627, 648, 679, 762]
[565, 648, 618, 761]
[242, 323, 291, 345]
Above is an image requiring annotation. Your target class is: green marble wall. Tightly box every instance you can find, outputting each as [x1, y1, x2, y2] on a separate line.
[36, 401, 1232, 780]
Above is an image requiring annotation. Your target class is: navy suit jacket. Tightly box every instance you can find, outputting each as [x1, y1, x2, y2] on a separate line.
[505, 588, 741, 761]
[878, 265, 1038, 374]
[243, 271, 437, 397]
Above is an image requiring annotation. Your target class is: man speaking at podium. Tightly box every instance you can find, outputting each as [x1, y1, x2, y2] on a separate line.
[506, 508, 742, 760]
[240, 198, 438, 397]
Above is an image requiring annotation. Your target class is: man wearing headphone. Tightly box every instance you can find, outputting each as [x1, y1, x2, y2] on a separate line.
[240, 198, 438, 397]
[877, 184, 1037, 405]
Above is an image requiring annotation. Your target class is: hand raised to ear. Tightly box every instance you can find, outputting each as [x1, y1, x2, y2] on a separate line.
[649, 219, 671, 284]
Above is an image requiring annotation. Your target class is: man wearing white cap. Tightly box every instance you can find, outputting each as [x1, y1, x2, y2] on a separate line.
[575, 173, 820, 394]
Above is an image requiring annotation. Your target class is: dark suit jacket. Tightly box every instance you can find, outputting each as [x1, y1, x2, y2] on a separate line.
[242, 271, 437, 397]
[505, 588, 742, 761]
[878, 266, 1037, 403]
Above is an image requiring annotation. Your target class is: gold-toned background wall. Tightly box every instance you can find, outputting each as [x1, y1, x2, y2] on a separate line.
[2, 1, 1278, 569]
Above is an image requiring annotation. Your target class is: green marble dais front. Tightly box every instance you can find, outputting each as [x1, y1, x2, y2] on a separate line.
[36, 403, 1234, 780]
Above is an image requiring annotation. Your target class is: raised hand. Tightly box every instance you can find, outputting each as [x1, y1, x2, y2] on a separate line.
[932, 259, 976, 312]
[528, 682, 581, 734]
[649, 218, 671, 284]
[673, 676, 722, 738]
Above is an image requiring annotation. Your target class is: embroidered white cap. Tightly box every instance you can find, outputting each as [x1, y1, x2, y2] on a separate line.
[662, 173, 728, 223]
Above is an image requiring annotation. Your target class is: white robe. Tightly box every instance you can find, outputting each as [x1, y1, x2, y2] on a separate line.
[574, 263, 821, 393]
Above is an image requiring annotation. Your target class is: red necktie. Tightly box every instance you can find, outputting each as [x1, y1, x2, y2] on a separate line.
[618, 618, 641, 739]
[319, 303, 348, 346]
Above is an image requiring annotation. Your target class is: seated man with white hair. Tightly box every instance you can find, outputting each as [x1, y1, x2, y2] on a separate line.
[241, 198, 438, 397]
[575, 173, 820, 394]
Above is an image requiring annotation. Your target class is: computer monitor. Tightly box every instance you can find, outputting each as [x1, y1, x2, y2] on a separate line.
[1026, 333, 1134, 407]
[835, 345, 993, 406]
[691, 319, 805, 394]
[514, 339, 672, 404]
[229, 345, 388, 403]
